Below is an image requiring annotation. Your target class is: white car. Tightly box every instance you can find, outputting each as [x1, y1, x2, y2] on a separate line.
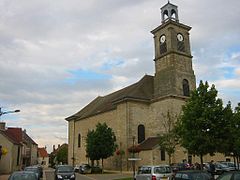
[136, 165, 172, 180]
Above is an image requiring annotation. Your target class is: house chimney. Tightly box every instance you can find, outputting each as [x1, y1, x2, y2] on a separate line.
[0, 122, 6, 130]
[53, 145, 55, 151]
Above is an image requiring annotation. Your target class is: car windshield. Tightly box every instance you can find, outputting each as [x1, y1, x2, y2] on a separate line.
[57, 166, 74, 172]
[11, 173, 37, 180]
[24, 168, 38, 173]
[154, 166, 171, 174]
[217, 163, 228, 168]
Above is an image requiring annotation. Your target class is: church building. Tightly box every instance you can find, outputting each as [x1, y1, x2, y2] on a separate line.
[66, 2, 200, 170]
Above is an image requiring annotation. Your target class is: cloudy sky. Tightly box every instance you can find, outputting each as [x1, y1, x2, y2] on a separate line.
[0, 0, 239, 153]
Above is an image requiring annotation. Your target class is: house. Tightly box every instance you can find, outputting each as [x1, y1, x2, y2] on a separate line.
[0, 122, 22, 174]
[38, 147, 49, 168]
[0, 122, 38, 173]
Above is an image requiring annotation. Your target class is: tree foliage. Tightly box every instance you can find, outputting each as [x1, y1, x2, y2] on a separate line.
[56, 145, 68, 164]
[176, 81, 224, 163]
[86, 122, 117, 170]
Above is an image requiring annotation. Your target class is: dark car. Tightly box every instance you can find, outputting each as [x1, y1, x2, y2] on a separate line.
[8, 171, 38, 180]
[171, 170, 212, 180]
[90, 166, 102, 174]
[55, 165, 75, 180]
[24, 166, 41, 180]
[79, 164, 91, 174]
[32, 165, 43, 178]
[216, 171, 240, 180]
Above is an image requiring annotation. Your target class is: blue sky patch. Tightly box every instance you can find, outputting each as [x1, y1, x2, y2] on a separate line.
[65, 69, 111, 84]
[100, 58, 125, 71]
[221, 66, 236, 79]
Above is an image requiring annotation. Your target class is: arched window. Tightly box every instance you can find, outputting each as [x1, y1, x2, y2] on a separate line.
[183, 79, 190, 96]
[171, 9, 176, 19]
[138, 124, 145, 143]
[163, 10, 169, 20]
[78, 133, 81, 148]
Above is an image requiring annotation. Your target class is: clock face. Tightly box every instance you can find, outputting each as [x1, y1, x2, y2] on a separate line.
[177, 33, 184, 41]
[160, 35, 166, 43]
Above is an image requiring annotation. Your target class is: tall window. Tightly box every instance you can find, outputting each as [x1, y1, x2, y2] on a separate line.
[17, 146, 20, 165]
[182, 79, 190, 96]
[78, 133, 81, 148]
[138, 124, 145, 143]
[161, 149, 166, 161]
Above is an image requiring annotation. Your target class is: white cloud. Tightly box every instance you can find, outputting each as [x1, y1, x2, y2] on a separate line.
[0, 0, 240, 152]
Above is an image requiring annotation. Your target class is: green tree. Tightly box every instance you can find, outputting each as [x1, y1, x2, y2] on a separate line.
[218, 102, 234, 155]
[86, 122, 117, 172]
[232, 103, 240, 167]
[176, 81, 224, 166]
[56, 145, 68, 164]
[158, 111, 179, 165]
[86, 129, 97, 164]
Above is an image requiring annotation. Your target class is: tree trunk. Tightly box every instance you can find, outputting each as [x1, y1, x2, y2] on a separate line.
[168, 154, 172, 165]
[101, 158, 104, 174]
[200, 154, 203, 170]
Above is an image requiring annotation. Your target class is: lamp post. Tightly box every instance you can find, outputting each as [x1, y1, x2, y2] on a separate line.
[0, 107, 20, 117]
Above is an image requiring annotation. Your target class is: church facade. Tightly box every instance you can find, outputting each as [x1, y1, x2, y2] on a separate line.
[66, 2, 226, 170]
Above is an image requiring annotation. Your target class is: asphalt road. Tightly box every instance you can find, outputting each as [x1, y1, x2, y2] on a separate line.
[45, 169, 133, 180]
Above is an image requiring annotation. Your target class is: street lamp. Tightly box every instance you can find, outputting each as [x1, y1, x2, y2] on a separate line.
[0, 107, 20, 117]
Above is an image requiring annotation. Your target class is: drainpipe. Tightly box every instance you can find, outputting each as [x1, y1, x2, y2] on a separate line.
[72, 120, 75, 166]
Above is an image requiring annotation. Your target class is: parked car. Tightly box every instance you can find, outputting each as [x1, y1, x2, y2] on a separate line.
[135, 165, 172, 180]
[74, 164, 80, 172]
[204, 162, 231, 175]
[216, 171, 240, 180]
[54, 165, 75, 180]
[8, 171, 38, 180]
[91, 166, 102, 174]
[24, 166, 41, 180]
[79, 164, 91, 174]
[215, 162, 232, 175]
[218, 161, 238, 170]
[32, 165, 43, 178]
[171, 170, 212, 180]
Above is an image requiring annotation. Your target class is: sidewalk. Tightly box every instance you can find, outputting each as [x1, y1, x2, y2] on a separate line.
[0, 174, 10, 180]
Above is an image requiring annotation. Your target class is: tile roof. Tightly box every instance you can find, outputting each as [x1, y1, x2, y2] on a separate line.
[66, 75, 154, 121]
[38, 148, 48, 157]
[0, 130, 22, 145]
[5, 128, 23, 144]
[1, 127, 37, 145]
[137, 137, 160, 151]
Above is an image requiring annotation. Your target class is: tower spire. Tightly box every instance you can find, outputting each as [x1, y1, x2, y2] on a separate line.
[161, 1, 179, 23]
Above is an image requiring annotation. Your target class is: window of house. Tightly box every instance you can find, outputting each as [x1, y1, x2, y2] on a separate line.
[17, 146, 20, 165]
[183, 79, 190, 96]
[138, 124, 145, 143]
[78, 133, 81, 148]
[161, 149, 166, 161]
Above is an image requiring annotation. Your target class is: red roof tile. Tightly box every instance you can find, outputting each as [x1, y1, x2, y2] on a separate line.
[0, 130, 21, 145]
[38, 148, 48, 157]
[5, 127, 22, 144]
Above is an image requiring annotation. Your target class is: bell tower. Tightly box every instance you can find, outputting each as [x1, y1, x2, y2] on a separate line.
[151, 2, 196, 98]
